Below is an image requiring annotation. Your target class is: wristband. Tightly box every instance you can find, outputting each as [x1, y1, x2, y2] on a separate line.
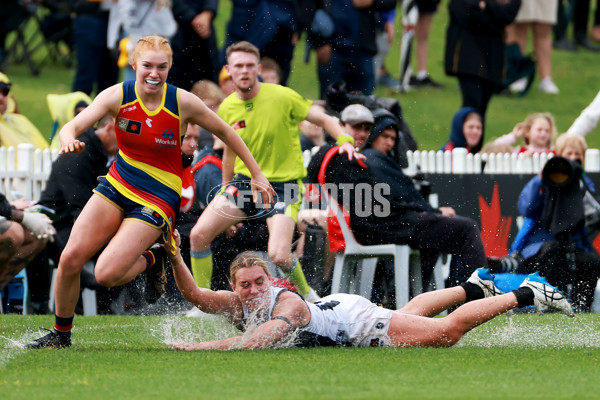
[336, 133, 355, 146]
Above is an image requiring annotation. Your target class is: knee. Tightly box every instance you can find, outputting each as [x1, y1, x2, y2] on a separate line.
[268, 248, 292, 269]
[439, 323, 466, 347]
[190, 223, 212, 249]
[94, 268, 119, 288]
[58, 248, 86, 276]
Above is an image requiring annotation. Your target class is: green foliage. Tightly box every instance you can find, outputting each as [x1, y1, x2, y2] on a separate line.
[1, 314, 600, 399]
[4, 2, 600, 151]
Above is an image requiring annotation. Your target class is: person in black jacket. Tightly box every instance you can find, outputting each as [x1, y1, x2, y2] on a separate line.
[71, 0, 119, 95]
[169, 0, 220, 89]
[444, 0, 521, 124]
[316, 0, 397, 97]
[308, 108, 488, 286]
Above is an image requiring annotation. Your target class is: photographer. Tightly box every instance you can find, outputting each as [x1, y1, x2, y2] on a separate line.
[506, 134, 600, 312]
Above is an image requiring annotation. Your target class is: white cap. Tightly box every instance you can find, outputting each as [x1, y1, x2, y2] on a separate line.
[340, 104, 374, 125]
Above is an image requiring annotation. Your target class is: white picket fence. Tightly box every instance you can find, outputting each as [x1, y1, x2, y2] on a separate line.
[2, 144, 600, 203]
[0, 144, 59, 202]
[303, 147, 600, 176]
[404, 148, 600, 175]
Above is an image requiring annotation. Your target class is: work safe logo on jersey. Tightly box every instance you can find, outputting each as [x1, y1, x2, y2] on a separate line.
[232, 120, 246, 130]
[155, 129, 177, 148]
[117, 117, 142, 135]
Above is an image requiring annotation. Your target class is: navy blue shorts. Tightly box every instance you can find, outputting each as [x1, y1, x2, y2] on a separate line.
[94, 176, 170, 236]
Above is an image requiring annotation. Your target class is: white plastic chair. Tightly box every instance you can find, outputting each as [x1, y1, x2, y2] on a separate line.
[49, 261, 97, 316]
[327, 195, 450, 309]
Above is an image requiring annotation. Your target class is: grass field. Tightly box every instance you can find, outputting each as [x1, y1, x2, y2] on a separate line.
[1, 313, 600, 399]
[3, 1, 600, 150]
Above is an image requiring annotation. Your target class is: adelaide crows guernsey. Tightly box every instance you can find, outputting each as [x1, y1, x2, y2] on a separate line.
[107, 80, 182, 252]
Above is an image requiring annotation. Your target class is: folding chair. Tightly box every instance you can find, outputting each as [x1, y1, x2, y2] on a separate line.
[1, 1, 73, 75]
[326, 194, 450, 309]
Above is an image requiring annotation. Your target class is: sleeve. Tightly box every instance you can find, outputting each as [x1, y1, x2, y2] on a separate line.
[567, 90, 600, 136]
[286, 87, 313, 123]
[492, 132, 518, 147]
[518, 176, 545, 219]
[194, 164, 223, 205]
[172, 0, 217, 24]
[0, 193, 12, 219]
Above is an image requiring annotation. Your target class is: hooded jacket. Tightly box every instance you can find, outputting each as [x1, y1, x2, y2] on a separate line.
[440, 106, 483, 153]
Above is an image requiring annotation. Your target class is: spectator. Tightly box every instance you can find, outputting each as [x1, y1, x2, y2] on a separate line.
[0, 0, 29, 67]
[504, 134, 600, 312]
[567, 89, 600, 136]
[552, 0, 600, 51]
[217, 66, 236, 96]
[299, 102, 329, 151]
[108, 0, 178, 83]
[317, 0, 397, 97]
[445, 0, 521, 121]
[221, 0, 297, 85]
[0, 194, 55, 293]
[169, 0, 219, 90]
[316, 104, 488, 289]
[71, 0, 119, 95]
[374, 9, 402, 90]
[47, 91, 92, 150]
[410, 0, 444, 88]
[190, 79, 226, 148]
[337, 104, 375, 151]
[440, 107, 484, 154]
[492, 112, 557, 155]
[260, 57, 283, 85]
[573, 0, 600, 50]
[189, 41, 358, 302]
[506, 0, 560, 94]
[0, 73, 49, 150]
[167, 244, 573, 350]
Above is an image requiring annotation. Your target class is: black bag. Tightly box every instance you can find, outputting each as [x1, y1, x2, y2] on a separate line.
[502, 43, 536, 97]
[300, 222, 328, 295]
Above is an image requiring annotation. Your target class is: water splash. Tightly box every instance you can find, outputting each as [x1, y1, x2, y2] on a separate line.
[458, 314, 600, 348]
[0, 331, 39, 370]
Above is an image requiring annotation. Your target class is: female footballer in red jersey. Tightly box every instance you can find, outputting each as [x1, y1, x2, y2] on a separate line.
[27, 35, 273, 349]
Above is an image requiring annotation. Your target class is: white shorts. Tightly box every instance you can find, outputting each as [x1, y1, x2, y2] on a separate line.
[515, 0, 558, 24]
[313, 293, 394, 347]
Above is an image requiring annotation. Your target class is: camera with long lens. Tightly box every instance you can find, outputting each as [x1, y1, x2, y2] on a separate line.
[541, 156, 582, 190]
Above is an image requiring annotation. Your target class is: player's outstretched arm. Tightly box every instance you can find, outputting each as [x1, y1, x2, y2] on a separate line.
[59, 84, 121, 154]
[168, 292, 309, 351]
[169, 318, 292, 350]
[169, 230, 240, 315]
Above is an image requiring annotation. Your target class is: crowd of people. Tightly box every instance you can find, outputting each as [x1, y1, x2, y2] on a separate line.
[0, 0, 598, 350]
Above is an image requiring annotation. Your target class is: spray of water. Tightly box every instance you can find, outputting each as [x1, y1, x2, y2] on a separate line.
[458, 314, 600, 349]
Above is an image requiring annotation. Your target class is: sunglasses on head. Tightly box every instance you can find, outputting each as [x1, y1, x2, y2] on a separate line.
[0, 87, 9, 96]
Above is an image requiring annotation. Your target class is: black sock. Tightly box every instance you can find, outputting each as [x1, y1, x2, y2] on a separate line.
[460, 282, 485, 302]
[54, 315, 73, 337]
[512, 287, 534, 307]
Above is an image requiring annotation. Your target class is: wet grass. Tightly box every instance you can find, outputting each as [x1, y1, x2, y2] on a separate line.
[1, 313, 599, 399]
